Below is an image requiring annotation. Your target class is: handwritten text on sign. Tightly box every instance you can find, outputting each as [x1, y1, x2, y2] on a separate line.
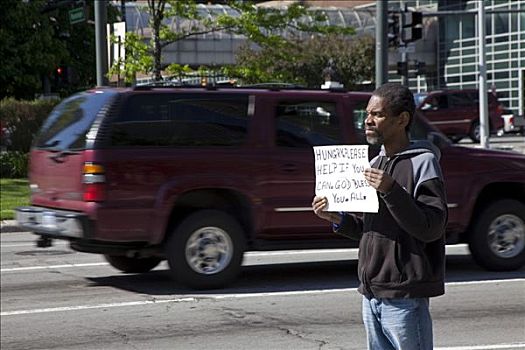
[314, 145, 379, 213]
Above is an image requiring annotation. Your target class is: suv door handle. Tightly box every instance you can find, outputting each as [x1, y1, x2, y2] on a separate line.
[281, 163, 298, 172]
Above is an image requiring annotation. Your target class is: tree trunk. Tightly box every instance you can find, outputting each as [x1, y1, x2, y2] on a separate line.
[153, 23, 162, 81]
[149, 0, 165, 81]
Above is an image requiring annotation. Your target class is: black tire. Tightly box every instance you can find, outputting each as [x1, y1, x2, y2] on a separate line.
[166, 210, 246, 289]
[469, 120, 480, 143]
[449, 135, 463, 143]
[104, 255, 162, 273]
[468, 199, 525, 271]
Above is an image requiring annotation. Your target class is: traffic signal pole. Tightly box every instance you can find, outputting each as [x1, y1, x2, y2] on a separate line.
[399, 5, 407, 87]
[415, 7, 524, 149]
[95, 1, 108, 87]
[376, 0, 388, 88]
[478, 2, 490, 149]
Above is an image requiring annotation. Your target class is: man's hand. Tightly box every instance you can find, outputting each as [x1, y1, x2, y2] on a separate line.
[364, 168, 395, 194]
[312, 196, 341, 224]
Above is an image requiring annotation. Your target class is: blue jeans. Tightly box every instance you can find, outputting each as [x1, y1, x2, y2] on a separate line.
[362, 296, 433, 350]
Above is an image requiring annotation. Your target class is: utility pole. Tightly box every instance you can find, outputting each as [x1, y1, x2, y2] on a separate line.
[376, 0, 388, 88]
[417, 7, 525, 148]
[95, 1, 108, 86]
[121, 0, 127, 30]
[478, 1, 489, 148]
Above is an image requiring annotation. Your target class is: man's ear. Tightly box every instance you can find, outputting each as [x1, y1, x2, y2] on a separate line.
[398, 111, 410, 129]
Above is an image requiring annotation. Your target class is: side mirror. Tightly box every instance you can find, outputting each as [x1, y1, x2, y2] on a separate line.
[421, 103, 437, 111]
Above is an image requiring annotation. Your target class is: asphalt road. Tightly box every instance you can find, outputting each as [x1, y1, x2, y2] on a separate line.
[1, 231, 524, 350]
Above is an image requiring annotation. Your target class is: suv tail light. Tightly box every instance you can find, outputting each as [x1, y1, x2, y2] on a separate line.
[83, 163, 106, 202]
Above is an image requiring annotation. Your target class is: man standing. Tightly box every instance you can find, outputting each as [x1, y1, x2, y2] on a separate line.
[312, 83, 448, 350]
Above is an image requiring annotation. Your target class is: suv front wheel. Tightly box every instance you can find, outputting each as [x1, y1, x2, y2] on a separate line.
[166, 210, 246, 289]
[468, 199, 525, 271]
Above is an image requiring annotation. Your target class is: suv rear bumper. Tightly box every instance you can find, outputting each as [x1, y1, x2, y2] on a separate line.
[15, 206, 91, 239]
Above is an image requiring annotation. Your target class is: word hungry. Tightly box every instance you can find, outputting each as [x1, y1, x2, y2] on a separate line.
[314, 146, 368, 161]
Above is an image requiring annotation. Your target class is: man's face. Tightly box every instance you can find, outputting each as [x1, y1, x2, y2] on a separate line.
[365, 95, 404, 145]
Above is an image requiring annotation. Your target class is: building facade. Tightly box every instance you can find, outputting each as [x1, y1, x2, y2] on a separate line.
[123, 0, 525, 115]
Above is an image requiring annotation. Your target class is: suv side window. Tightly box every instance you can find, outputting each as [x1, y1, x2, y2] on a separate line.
[35, 92, 116, 151]
[437, 94, 448, 109]
[351, 99, 369, 144]
[275, 101, 341, 147]
[469, 92, 498, 105]
[111, 93, 249, 147]
[449, 93, 473, 107]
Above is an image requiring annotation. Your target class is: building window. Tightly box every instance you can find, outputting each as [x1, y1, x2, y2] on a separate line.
[494, 13, 509, 34]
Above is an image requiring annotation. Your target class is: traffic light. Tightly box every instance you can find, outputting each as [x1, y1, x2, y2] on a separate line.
[415, 61, 426, 75]
[55, 66, 66, 85]
[401, 10, 423, 43]
[54, 66, 71, 87]
[387, 12, 400, 47]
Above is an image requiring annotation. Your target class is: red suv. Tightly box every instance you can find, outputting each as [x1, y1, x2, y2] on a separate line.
[414, 89, 505, 143]
[16, 85, 525, 289]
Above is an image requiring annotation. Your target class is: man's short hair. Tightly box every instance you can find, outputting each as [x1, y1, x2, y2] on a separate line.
[372, 83, 415, 132]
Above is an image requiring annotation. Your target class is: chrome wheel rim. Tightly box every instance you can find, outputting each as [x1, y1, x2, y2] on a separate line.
[185, 227, 233, 274]
[487, 214, 525, 259]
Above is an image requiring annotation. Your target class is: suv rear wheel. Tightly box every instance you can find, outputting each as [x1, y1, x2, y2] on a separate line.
[104, 255, 162, 273]
[468, 199, 525, 271]
[166, 210, 246, 289]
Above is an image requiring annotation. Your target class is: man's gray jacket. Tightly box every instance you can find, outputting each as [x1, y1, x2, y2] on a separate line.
[335, 141, 448, 298]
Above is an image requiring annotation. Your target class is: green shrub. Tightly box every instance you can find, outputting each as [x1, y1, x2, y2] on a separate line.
[0, 151, 28, 178]
[1, 98, 60, 153]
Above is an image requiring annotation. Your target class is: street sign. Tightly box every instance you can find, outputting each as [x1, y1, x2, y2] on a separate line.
[69, 7, 85, 24]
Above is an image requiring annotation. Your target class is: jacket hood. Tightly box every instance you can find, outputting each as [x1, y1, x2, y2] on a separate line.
[378, 140, 441, 161]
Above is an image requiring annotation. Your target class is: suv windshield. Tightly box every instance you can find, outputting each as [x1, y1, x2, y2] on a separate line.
[34, 91, 116, 151]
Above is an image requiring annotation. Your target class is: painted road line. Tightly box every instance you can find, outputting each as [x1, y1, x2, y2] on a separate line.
[1, 242, 68, 248]
[2, 278, 524, 317]
[1, 298, 196, 316]
[1, 289, 355, 316]
[435, 344, 525, 350]
[0, 246, 471, 273]
[1, 262, 108, 272]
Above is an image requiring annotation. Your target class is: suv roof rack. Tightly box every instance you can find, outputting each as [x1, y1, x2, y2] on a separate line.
[133, 81, 304, 89]
[131, 81, 348, 92]
[237, 83, 306, 90]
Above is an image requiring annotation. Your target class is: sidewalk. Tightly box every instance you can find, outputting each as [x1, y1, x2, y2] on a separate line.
[0, 220, 21, 233]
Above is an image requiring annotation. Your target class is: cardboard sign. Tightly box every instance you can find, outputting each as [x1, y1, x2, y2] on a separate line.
[314, 145, 379, 213]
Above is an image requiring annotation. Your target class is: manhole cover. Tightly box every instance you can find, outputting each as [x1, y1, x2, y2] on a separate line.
[16, 250, 74, 256]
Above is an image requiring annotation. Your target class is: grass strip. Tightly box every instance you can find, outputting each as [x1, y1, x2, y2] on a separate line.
[1, 178, 29, 220]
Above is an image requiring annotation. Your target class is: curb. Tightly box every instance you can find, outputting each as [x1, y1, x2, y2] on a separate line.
[0, 220, 23, 233]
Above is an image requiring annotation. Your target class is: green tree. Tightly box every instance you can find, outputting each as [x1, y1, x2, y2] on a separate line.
[231, 33, 375, 89]
[0, 0, 67, 99]
[110, 0, 355, 83]
[0, 1, 119, 99]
